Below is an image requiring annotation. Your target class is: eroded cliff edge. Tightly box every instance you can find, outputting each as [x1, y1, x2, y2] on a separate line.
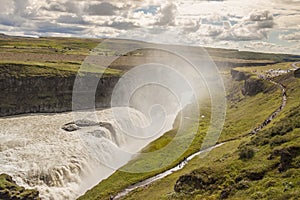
[0, 73, 119, 117]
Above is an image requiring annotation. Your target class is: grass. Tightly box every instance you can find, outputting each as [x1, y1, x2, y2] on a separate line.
[78, 63, 290, 200]
[1, 35, 299, 79]
[1, 34, 299, 199]
[0, 37, 100, 55]
[78, 101, 212, 200]
[117, 69, 300, 200]
[234, 62, 294, 74]
[205, 47, 300, 62]
[0, 174, 40, 200]
[0, 61, 122, 78]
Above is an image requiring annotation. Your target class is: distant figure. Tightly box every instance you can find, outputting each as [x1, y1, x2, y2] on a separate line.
[183, 157, 188, 164]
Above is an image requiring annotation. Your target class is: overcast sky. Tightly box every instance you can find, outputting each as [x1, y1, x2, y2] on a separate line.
[1, 0, 300, 54]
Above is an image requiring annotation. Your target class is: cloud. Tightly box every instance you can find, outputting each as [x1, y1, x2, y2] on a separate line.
[0, 0, 299, 54]
[242, 41, 300, 54]
[42, 2, 65, 12]
[244, 41, 278, 50]
[35, 21, 85, 34]
[103, 21, 139, 30]
[217, 10, 275, 41]
[155, 3, 177, 26]
[249, 11, 273, 21]
[85, 2, 119, 16]
[280, 32, 300, 41]
[56, 15, 88, 25]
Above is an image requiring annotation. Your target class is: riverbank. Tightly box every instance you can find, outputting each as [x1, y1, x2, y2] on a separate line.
[111, 64, 291, 199]
[78, 62, 285, 200]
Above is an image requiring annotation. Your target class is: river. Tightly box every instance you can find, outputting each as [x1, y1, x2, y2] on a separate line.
[0, 108, 176, 200]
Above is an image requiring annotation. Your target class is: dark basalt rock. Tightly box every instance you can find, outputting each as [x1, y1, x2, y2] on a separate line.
[242, 78, 267, 96]
[294, 68, 300, 78]
[0, 74, 119, 117]
[62, 123, 80, 132]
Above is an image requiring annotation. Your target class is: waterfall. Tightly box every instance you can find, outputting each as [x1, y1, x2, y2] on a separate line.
[0, 107, 174, 200]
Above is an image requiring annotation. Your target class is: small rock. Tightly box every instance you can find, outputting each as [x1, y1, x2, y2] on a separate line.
[62, 123, 80, 132]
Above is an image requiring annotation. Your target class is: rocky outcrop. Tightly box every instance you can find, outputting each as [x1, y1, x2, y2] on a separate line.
[294, 68, 300, 78]
[230, 69, 267, 96]
[242, 78, 267, 96]
[0, 174, 40, 200]
[0, 74, 119, 117]
[230, 69, 250, 81]
[174, 168, 218, 194]
[62, 123, 80, 132]
[270, 146, 300, 172]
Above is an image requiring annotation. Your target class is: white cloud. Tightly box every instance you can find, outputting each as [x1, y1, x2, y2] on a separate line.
[154, 3, 177, 26]
[242, 41, 300, 54]
[0, 0, 299, 54]
[280, 32, 300, 41]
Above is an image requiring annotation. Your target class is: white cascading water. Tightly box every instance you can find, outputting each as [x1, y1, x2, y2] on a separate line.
[0, 107, 176, 200]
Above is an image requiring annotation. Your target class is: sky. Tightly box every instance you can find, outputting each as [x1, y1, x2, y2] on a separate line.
[0, 0, 300, 54]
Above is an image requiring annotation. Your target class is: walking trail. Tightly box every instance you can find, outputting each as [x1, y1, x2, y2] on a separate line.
[112, 62, 297, 200]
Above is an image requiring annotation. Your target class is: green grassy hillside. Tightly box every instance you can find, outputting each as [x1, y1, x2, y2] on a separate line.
[1, 34, 299, 78]
[78, 62, 296, 200]
[109, 68, 300, 200]
[1, 35, 300, 199]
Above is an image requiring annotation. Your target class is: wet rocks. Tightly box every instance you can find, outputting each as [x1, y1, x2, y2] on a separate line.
[62, 123, 80, 132]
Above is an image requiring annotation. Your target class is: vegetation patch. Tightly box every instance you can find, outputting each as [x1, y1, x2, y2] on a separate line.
[0, 174, 40, 200]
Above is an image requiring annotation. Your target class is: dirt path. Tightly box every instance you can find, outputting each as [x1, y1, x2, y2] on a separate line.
[112, 63, 296, 200]
[113, 144, 223, 200]
[250, 78, 287, 134]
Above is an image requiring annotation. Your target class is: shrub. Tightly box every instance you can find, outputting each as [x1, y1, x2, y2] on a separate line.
[239, 146, 255, 160]
[270, 136, 288, 147]
[251, 191, 265, 200]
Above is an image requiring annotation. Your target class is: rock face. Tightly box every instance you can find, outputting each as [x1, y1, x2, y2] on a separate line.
[294, 68, 300, 78]
[242, 78, 267, 96]
[230, 69, 250, 81]
[271, 146, 300, 172]
[0, 174, 40, 200]
[230, 69, 267, 96]
[62, 123, 80, 132]
[174, 168, 217, 194]
[0, 74, 119, 117]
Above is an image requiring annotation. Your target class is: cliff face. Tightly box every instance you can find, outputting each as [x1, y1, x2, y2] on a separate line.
[230, 69, 250, 81]
[295, 68, 300, 78]
[242, 78, 267, 96]
[230, 69, 267, 96]
[0, 74, 119, 117]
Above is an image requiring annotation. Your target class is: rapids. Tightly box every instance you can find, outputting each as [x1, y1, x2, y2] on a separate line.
[0, 107, 175, 200]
